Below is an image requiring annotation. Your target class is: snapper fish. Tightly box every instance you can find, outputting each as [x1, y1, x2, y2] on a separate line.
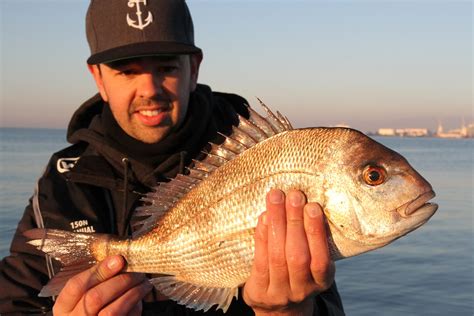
[25, 101, 438, 313]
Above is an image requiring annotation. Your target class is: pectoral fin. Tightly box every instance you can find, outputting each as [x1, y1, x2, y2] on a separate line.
[149, 276, 238, 313]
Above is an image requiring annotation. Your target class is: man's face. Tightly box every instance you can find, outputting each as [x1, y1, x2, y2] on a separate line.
[89, 55, 201, 144]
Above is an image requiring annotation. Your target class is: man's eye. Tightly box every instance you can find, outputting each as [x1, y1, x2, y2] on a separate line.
[160, 66, 178, 73]
[118, 69, 136, 76]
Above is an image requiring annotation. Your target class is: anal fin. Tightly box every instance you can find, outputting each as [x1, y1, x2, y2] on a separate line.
[150, 276, 238, 313]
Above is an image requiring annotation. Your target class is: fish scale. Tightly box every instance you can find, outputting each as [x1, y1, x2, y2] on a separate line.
[25, 103, 437, 313]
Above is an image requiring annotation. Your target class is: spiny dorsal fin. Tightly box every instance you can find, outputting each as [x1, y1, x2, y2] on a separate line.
[246, 105, 278, 137]
[236, 114, 268, 142]
[217, 132, 247, 154]
[131, 100, 293, 237]
[208, 142, 237, 160]
[149, 276, 238, 313]
[256, 97, 292, 132]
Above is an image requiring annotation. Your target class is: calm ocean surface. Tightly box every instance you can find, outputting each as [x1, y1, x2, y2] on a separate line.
[0, 128, 472, 315]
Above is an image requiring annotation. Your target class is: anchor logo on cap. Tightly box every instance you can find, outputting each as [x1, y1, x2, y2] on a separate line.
[127, 0, 153, 30]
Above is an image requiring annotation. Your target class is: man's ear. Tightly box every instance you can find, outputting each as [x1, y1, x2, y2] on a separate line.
[88, 64, 109, 102]
[189, 53, 203, 92]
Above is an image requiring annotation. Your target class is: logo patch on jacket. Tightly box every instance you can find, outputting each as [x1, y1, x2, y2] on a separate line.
[70, 219, 96, 233]
[57, 157, 80, 173]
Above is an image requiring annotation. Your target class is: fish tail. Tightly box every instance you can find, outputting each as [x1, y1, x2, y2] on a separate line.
[24, 228, 114, 296]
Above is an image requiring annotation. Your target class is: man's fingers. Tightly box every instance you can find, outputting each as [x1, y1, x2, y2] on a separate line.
[243, 211, 269, 308]
[54, 255, 125, 314]
[304, 203, 335, 290]
[97, 279, 152, 316]
[266, 189, 290, 292]
[80, 273, 147, 315]
[249, 212, 269, 289]
[244, 190, 336, 312]
[127, 300, 143, 316]
[285, 190, 312, 296]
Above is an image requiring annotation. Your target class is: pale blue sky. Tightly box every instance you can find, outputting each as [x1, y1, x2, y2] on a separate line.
[1, 0, 472, 132]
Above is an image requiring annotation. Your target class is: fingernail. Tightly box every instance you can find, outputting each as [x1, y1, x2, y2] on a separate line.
[261, 212, 268, 225]
[289, 191, 304, 207]
[269, 189, 284, 204]
[257, 213, 268, 238]
[306, 204, 321, 218]
[107, 256, 121, 270]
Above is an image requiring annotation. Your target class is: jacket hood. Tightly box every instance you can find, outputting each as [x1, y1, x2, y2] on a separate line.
[67, 93, 104, 141]
[63, 85, 249, 190]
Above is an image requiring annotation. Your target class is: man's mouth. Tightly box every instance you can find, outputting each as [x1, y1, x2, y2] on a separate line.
[135, 107, 169, 126]
[139, 109, 164, 117]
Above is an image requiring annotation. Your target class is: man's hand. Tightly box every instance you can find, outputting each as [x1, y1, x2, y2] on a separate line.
[243, 189, 335, 316]
[53, 255, 153, 316]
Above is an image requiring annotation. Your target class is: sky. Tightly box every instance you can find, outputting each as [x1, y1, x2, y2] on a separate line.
[0, 0, 472, 132]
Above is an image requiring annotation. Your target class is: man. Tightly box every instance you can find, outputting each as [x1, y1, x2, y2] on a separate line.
[0, 1, 344, 315]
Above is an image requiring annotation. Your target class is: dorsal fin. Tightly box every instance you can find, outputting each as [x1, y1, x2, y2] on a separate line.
[256, 97, 293, 132]
[246, 106, 278, 137]
[217, 132, 247, 154]
[131, 100, 293, 238]
[236, 115, 268, 142]
[208, 143, 237, 160]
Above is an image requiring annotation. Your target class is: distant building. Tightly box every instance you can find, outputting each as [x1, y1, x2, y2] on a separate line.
[378, 128, 395, 136]
[377, 128, 428, 137]
[437, 120, 444, 136]
[363, 120, 473, 138]
[396, 128, 429, 137]
[467, 124, 474, 138]
[436, 120, 471, 138]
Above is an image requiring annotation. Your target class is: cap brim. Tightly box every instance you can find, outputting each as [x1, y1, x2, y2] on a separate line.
[87, 41, 202, 64]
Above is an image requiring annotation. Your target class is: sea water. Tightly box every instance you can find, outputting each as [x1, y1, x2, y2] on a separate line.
[0, 128, 472, 315]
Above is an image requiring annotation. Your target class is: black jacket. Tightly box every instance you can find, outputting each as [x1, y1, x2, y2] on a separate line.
[0, 85, 344, 315]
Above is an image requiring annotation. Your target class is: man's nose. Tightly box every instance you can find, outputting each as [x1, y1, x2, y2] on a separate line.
[138, 73, 163, 98]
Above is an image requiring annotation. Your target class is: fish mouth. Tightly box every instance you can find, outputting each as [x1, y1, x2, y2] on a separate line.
[396, 190, 437, 218]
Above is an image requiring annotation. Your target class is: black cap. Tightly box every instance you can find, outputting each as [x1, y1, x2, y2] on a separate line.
[86, 0, 201, 64]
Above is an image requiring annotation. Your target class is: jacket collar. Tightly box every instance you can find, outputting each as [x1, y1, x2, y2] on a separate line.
[65, 84, 220, 189]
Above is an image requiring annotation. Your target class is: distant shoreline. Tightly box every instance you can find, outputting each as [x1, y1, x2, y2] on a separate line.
[0, 127, 66, 131]
[2, 127, 473, 139]
[367, 133, 474, 139]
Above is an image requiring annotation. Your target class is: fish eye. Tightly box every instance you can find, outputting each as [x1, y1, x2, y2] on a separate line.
[363, 166, 387, 186]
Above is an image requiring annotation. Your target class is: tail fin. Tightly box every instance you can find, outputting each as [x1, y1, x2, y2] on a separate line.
[24, 228, 110, 296]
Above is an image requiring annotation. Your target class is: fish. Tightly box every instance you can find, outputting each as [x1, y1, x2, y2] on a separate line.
[25, 101, 438, 313]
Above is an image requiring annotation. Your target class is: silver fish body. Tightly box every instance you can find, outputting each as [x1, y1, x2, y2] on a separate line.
[26, 104, 438, 312]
